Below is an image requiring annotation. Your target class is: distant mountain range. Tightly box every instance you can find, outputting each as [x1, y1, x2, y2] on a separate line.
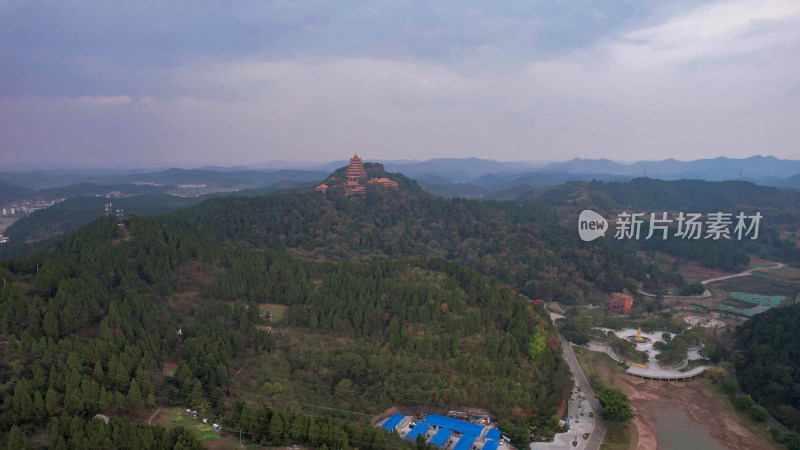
[396, 155, 800, 197]
[543, 156, 800, 181]
[1, 156, 799, 204]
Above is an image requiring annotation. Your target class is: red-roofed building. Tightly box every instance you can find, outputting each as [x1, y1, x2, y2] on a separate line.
[609, 293, 633, 314]
[367, 177, 399, 190]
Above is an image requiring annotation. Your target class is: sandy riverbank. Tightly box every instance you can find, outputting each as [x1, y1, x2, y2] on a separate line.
[591, 354, 771, 450]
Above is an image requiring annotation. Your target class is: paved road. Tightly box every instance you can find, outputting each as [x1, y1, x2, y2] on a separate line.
[558, 334, 606, 450]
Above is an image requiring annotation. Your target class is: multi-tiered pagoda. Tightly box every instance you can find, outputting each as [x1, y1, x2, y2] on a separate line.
[344, 154, 367, 195]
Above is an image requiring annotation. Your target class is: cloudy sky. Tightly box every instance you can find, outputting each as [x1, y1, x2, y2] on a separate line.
[2, 1, 799, 169]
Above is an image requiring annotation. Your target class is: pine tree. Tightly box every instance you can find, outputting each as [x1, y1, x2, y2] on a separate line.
[33, 390, 46, 420]
[93, 360, 105, 384]
[269, 414, 285, 443]
[99, 387, 110, 410]
[127, 379, 143, 408]
[43, 310, 59, 339]
[6, 425, 30, 450]
[113, 390, 126, 411]
[46, 385, 60, 415]
[12, 380, 34, 417]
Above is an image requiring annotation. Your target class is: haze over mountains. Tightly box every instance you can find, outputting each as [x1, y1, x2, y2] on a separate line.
[3, 155, 800, 193]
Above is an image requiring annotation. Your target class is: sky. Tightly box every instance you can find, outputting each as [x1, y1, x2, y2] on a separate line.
[2, 1, 800, 169]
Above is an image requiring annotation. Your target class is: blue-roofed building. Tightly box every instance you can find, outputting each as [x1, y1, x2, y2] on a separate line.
[429, 428, 452, 447]
[405, 422, 431, 441]
[380, 414, 405, 433]
[485, 428, 501, 441]
[424, 414, 485, 436]
[379, 413, 504, 449]
[453, 434, 476, 450]
[482, 440, 500, 450]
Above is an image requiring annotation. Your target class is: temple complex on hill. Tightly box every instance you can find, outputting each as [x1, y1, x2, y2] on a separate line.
[316, 154, 398, 196]
[344, 154, 367, 196]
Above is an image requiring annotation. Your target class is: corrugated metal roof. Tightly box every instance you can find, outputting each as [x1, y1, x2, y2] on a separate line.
[485, 429, 501, 441]
[482, 440, 500, 450]
[425, 414, 485, 436]
[380, 414, 405, 432]
[405, 422, 430, 441]
[430, 428, 453, 447]
[453, 434, 476, 450]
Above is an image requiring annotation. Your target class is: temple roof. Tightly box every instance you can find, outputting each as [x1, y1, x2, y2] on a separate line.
[350, 154, 362, 161]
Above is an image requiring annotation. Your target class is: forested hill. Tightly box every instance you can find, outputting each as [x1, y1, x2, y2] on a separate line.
[0, 210, 571, 447]
[4, 194, 203, 243]
[500, 178, 800, 212]
[166, 188, 656, 304]
[494, 178, 800, 267]
[586, 178, 800, 212]
[734, 304, 800, 431]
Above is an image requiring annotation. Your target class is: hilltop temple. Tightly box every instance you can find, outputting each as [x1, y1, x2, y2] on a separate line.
[344, 154, 367, 196]
[316, 154, 398, 196]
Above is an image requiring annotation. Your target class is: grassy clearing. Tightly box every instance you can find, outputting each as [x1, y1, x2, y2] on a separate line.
[710, 275, 799, 297]
[757, 265, 800, 282]
[575, 348, 626, 392]
[160, 408, 222, 443]
[600, 422, 637, 450]
[259, 303, 288, 321]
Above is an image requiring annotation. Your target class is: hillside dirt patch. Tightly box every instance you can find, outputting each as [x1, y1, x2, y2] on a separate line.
[163, 361, 179, 376]
[259, 303, 288, 319]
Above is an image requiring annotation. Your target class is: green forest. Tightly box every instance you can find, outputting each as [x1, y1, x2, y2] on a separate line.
[166, 186, 664, 304]
[0, 195, 572, 447]
[502, 178, 800, 265]
[733, 304, 800, 431]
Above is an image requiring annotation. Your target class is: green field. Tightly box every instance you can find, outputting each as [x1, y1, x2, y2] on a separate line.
[710, 274, 799, 298]
[160, 408, 222, 443]
[754, 265, 800, 282]
[716, 291, 789, 317]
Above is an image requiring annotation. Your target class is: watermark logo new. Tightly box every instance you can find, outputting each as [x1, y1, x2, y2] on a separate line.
[578, 210, 608, 242]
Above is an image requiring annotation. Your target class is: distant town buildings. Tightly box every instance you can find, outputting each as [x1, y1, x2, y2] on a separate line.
[609, 293, 633, 314]
[1, 199, 63, 217]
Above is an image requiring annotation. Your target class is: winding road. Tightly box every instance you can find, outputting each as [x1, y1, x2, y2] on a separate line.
[700, 262, 785, 285]
[639, 261, 787, 299]
[557, 334, 606, 450]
